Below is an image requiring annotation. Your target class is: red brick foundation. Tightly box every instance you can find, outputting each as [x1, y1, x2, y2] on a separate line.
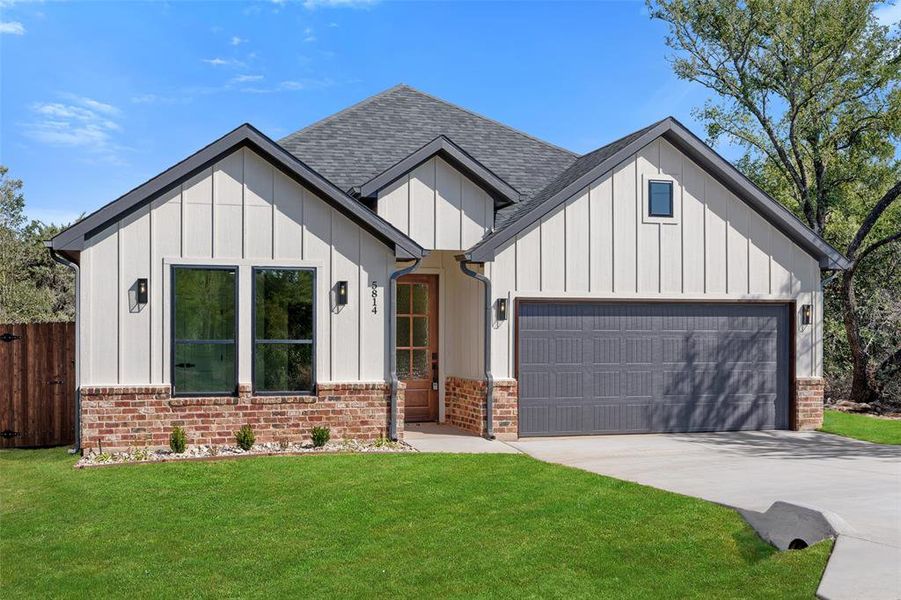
[80, 382, 405, 453]
[794, 377, 825, 431]
[444, 376, 518, 440]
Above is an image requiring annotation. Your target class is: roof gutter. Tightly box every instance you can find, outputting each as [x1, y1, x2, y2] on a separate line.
[388, 257, 422, 440]
[457, 258, 494, 439]
[46, 243, 81, 454]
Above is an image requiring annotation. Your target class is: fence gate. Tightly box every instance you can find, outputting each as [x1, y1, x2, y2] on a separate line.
[0, 322, 76, 448]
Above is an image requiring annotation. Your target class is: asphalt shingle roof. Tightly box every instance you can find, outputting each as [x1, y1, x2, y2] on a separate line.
[493, 119, 666, 229]
[279, 84, 577, 200]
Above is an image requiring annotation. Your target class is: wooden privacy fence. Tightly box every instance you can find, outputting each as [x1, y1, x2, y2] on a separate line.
[0, 322, 76, 448]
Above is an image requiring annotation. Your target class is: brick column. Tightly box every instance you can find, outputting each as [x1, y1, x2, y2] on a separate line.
[445, 376, 518, 440]
[794, 378, 825, 430]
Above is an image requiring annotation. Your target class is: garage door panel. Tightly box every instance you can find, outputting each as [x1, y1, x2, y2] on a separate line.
[518, 302, 789, 435]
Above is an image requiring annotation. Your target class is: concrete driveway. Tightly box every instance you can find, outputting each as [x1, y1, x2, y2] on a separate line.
[510, 431, 901, 600]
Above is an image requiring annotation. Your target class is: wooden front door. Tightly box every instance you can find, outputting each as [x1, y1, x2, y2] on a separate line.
[397, 274, 438, 422]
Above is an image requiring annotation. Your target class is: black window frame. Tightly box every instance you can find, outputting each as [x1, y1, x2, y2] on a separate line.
[648, 180, 674, 218]
[251, 266, 317, 396]
[170, 264, 239, 398]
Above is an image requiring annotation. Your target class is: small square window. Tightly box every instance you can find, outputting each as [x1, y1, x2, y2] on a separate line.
[648, 180, 674, 217]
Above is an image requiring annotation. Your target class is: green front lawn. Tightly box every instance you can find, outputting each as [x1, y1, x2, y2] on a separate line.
[820, 409, 901, 445]
[1, 449, 828, 599]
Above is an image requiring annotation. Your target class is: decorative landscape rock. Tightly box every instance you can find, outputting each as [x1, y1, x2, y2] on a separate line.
[76, 438, 415, 468]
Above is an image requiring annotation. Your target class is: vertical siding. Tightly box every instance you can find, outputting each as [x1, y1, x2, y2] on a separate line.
[489, 139, 823, 379]
[376, 157, 493, 250]
[150, 188, 181, 383]
[80, 147, 394, 386]
[118, 205, 151, 384]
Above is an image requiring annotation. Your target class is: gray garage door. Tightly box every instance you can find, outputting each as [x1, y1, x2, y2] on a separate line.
[518, 302, 790, 436]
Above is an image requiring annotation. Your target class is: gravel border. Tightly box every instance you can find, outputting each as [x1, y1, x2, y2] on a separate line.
[76, 439, 416, 468]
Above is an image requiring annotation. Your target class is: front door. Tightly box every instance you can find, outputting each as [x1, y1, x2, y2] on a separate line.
[397, 274, 438, 422]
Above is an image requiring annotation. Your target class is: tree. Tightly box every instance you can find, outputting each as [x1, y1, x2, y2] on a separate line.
[0, 166, 76, 324]
[650, 0, 901, 404]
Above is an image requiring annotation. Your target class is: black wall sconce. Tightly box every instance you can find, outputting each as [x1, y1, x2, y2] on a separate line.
[336, 280, 349, 306]
[496, 298, 507, 321]
[136, 278, 148, 304]
[800, 304, 812, 325]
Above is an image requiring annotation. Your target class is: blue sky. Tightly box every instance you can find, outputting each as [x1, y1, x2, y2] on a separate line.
[2, 0, 898, 225]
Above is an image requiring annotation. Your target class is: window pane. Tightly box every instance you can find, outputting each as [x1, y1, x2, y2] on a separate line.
[174, 269, 235, 340]
[174, 342, 235, 394]
[255, 343, 313, 392]
[411, 283, 429, 314]
[412, 316, 429, 347]
[255, 269, 314, 340]
[397, 283, 411, 314]
[396, 349, 411, 379]
[411, 349, 429, 379]
[649, 181, 673, 217]
[396, 316, 410, 347]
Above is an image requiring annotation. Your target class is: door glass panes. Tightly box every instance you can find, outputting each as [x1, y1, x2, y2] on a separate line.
[396, 349, 411, 379]
[411, 349, 429, 379]
[397, 283, 410, 314]
[411, 283, 429, 314]
[396, 281, 431, 381]
[397, 316, 410, 347]
[412, 317, 429, 346]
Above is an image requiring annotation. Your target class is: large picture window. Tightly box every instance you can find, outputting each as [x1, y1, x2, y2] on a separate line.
[253, 268, 315, 394]
[172, 266, 237, 396]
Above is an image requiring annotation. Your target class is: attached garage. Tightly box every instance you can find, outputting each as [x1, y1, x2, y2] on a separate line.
[517, 302, 791, 436]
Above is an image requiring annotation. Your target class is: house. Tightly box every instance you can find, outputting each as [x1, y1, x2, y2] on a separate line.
[48, 85, 848, 452]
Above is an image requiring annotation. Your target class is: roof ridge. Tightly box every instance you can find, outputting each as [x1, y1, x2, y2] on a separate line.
[280, 83, 579, 159]
[397, 84, 578, 157]
[279, 83, 409, 143]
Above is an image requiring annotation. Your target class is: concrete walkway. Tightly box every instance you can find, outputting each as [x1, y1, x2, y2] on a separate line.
[510, 431, 901, 600]
[404, 422, 520, 453]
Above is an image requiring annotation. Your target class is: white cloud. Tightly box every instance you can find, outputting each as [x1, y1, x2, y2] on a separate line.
[23, 95, 129, 164]
[230, 35, 246, 46]
[303, 0, 378, 9]
[875, 2, 901, 26]
[239, 77, 334, 93]
[303, 26, 316, 42]
[231, 74, 264, 83]
[0, 21, 25, 35]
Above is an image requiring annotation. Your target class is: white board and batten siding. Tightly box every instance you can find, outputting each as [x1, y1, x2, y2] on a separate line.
[80, 147, 395, 387]
[486, 138, 824, 380]
[377, 156, 493, 251]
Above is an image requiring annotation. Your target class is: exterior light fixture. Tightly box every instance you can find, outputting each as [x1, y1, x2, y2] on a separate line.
[136, 278, 148, 304]
[336, 281, 349, 306]
[801, 304, 812, 325]
[496, 298, 507, 321]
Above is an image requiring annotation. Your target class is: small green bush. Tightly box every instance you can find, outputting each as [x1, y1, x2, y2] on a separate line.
[169, 426, 187, 454]
[235, 425, 256, 451]
[311, 426, 331, 448]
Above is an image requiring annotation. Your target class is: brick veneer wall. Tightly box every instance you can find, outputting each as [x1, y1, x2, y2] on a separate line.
[79, 382, 405, 453]
[794, 377, 825, 431]
[444, 376, 518, 440]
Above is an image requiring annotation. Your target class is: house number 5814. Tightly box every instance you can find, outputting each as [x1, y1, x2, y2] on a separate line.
[371, 281, 378, 314]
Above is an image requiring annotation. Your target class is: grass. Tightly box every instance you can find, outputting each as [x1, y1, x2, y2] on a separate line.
[1, 449, 829, 599]
[820, 409, 901, 445]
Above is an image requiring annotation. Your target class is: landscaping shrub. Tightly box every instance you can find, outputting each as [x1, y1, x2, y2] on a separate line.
[169, 426, 187, 454]
[235, 425, 256, 451]
[311, 426, 330, 448]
